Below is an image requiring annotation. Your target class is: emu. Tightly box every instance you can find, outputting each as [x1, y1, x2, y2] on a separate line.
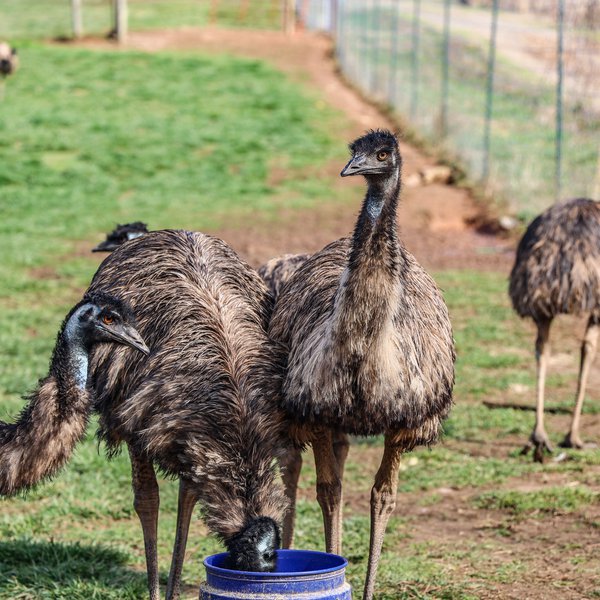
[268, 130, 455, 600]
[509, 197, 600, 462]
[0, 293, 148, 495]
[92, 222, 149, 252]
[0, 42, 18, 78]
[86, 230, 289, 600]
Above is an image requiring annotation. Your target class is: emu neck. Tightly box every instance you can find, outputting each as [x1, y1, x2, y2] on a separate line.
[332, 171, 402, 351]
[50, 331, 89, 395]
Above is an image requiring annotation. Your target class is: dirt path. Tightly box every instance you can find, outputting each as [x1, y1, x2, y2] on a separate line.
[76, 27, 515, 273]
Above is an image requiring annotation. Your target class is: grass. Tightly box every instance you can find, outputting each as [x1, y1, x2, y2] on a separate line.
[1, 0, 279, 41]
[0, 43, 346, 414]
[474, 486, 600, 516]
[0, 38, 599, 600]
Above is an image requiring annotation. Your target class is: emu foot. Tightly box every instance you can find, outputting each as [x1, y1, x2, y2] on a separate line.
[559, 434, 597, 450]
[521, 432, 553, 463]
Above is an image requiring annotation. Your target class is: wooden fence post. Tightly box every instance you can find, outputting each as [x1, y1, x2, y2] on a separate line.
[113, 0, 128, 43]
[282, 0, 296, 34]
[71, 0, 83, 39]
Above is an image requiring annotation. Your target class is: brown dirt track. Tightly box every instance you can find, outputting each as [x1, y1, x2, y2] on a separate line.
[76, 29, 598, 600]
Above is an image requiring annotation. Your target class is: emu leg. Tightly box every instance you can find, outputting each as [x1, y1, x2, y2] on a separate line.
[332, 430, 350, 548]
[522, 318, 553, 462]
[560, 316, 599, 449]
[312, 429, 343, 555]
[128, 446, 160, 600]
[362, 435, 403, 600]
[166, 478, 199, 600]
[280, 448, 303, 549]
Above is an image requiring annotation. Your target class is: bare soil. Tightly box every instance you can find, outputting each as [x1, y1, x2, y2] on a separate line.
[73, 29, 598, 599]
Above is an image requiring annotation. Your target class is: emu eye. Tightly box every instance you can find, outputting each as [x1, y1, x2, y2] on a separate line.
[377, 151, 388, 161]
[102, 315, 114, 325]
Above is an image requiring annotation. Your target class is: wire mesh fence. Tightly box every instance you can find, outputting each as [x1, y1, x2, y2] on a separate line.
[305, 0, 600, 217]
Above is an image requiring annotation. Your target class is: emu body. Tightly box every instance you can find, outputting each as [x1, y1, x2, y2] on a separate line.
[269, 130, 455, 600]
[509, 197, 600, 460]
[87, 230, 289, 600]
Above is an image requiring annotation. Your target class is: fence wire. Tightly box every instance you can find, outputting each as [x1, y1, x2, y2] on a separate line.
[306, 0, 600, 217]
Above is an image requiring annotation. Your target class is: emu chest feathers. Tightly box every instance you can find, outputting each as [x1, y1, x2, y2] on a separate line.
[270, 238, 455, 438]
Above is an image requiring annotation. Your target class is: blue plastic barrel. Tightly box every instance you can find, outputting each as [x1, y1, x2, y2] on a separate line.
[200, 549, 352, 599]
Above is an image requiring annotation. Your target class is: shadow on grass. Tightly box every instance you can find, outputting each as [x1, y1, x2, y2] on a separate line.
[0, 538, 149, 599]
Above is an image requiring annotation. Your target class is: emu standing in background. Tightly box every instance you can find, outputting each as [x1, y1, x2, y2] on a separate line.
[86, 230, 289, 600]
[0, 293, 148, 495]
[269, 130, 455, 600]
[92, 222, 149, 252]
[509, 198, 600, 462]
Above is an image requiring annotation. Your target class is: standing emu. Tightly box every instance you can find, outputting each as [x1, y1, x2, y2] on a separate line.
[509, 197, 600, 462]
[268, 130, 455, 600]
[0, 293, 148, 495]
[86, 230, 289, 600]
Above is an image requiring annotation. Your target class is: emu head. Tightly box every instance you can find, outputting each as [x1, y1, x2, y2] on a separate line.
[226, 517, 281, 572]
[341, 129, 401, 179]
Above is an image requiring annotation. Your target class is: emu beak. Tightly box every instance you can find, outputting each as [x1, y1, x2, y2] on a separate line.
[105, 323, 150, 355]
[340, 153, 367, 177]
[92, 240, 118, 253]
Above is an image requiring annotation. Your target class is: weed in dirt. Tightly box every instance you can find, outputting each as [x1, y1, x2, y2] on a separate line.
[474, 485, 600, 515]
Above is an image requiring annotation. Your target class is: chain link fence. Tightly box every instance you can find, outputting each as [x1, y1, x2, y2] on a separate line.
[304, 0, 600, 218]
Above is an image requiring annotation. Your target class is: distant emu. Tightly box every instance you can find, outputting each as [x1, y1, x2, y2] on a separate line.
[509, 197, 600, 462]
[0, 42, 18, 78]
[92, 222, 149, 252]
[269, 130, 455, 600]
[0, 293, 148, 495]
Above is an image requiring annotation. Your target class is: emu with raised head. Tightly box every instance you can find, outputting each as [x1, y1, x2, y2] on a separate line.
[269, 130, 455, 600]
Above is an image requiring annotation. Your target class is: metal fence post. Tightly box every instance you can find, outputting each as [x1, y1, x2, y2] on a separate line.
[410, 0, 421, 122]
[482, 0, 499, 183]
[388, 0, 402, 107]
[555, 0, 565, 202]
[440, 0, 452, 138]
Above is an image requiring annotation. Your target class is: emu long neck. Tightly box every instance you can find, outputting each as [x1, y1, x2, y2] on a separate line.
[332, 171, 402, 350]
[0, 323, 91, 496]
[54, 323, 90, 393]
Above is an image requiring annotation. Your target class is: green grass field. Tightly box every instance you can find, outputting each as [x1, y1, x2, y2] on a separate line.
[0, 39, 599, 600]
[1, 0, 279, 41]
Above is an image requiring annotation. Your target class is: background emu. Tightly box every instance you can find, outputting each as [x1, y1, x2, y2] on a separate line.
[0, 293, 148, 495]
[92, 221, 149, 252]
[86, 230, 289, 600]
[269, 130, 455, 600]
[0, 42, 18, 78]
[509, 197, 600, 462]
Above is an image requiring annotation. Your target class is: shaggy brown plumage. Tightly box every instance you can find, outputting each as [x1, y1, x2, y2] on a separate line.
[509, 198, 600, 460]
[268, 130, 455, 600]
[86, 230, 289, 599]
[0, 293, 147, 496]
[258, 253, 311, 298]
[509, 198, 600, 320]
